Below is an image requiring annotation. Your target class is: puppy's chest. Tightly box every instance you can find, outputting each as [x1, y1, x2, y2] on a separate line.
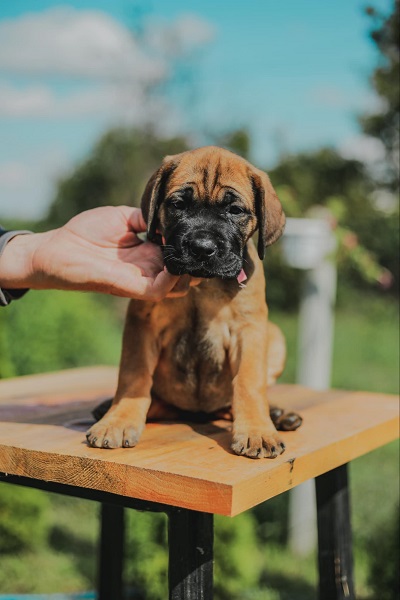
[171, 316, 228, 380]
[155, 302, 232, 406]
[170, 308, 229, 379]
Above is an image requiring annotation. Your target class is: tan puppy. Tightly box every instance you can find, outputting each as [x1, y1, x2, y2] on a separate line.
[87, 146, 301, 458]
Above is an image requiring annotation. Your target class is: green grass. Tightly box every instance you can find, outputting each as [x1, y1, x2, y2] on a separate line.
[2, 290, 123, 378]
[0, 492, 99, 594]
[271, 294, 399, 394]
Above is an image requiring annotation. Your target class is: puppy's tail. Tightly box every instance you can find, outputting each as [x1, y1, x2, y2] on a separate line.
[266, 321, 286, 386]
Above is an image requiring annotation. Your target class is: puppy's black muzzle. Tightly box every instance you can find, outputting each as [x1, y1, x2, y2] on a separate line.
[163, 226, 243, 279]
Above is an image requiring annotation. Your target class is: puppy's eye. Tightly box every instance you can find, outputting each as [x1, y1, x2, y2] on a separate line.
[172, 199, 186, 210]
[228, 205, 245, 215]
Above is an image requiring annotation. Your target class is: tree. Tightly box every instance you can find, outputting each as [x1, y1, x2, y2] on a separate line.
[269, 148, 373, 218]
[362, 1, 400, 190]
[267, 148, 397, 296]
[216, 129, 251, 160]
[44, 128, 189, 229]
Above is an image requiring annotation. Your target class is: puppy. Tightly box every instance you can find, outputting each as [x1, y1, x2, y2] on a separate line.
[87, 146, 301, 458]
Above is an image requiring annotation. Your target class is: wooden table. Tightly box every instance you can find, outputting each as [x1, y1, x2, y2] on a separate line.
[0, 366, 398, 599]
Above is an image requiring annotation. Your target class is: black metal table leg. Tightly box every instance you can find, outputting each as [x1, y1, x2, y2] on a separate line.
[98, 503, 125, 600]
[168, 509, 214, 600]
[316, 464, 355, 600]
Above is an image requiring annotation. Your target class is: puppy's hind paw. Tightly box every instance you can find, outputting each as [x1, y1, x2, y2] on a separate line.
[270, 407, 303, 431]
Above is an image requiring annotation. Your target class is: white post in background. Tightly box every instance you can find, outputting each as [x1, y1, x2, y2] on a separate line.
[281, 218, 337, 557]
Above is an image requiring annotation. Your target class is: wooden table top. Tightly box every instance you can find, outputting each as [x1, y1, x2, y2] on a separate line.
[0, 366, 398, 516]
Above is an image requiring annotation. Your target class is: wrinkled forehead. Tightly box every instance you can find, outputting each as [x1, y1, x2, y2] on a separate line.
[166, 148, 254, 200]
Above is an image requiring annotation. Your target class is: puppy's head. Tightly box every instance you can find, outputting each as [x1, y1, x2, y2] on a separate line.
[141, 146, 285, 278]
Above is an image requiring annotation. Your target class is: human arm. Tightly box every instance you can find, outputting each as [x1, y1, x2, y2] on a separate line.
[0, 206, 193, 303]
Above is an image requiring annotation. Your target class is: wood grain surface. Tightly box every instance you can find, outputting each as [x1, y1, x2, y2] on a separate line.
[0, 367, 398, 516]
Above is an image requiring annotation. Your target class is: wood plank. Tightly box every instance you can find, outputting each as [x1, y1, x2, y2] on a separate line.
[0, 367, 398, 516]
[0, 366, 118, 402]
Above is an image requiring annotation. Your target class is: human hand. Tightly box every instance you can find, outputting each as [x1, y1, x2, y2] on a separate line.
[0, 206, 196, 301]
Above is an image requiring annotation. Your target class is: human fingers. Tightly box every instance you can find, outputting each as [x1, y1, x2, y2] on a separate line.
[144, 268, 182, 301]
[166, 274, 192, 298]
[92, 261, 180, 301]
[189, 277, 203, 287]
[117, 206, 147, 233]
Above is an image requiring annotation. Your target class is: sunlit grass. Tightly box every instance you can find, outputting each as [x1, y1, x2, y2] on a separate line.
[271, 293, 399, 394]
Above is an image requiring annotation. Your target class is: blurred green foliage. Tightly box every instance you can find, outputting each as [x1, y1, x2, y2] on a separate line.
[268, 147, 399, 299]
[362, 1, 400, 191]
[270, 148, 372, 215]
[0, 485, 50, 554]
[367, 504, 399, 600]
[0, 312, 14, 378]
[44, 128, 189, 230]
[2, 290, 122, 376]
[124, 511, 168, 599]
[214, 513, 263, 600]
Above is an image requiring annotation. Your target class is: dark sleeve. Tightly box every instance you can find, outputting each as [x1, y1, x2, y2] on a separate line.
[0, 226, 32, 306]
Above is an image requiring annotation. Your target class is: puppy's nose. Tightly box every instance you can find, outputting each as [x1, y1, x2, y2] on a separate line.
[189, 235, 218, 258]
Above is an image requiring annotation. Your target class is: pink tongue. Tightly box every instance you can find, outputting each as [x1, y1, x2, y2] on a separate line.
[237, 269, 247, 284]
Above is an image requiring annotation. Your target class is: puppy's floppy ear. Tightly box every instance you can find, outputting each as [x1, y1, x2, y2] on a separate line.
[251, 168, 286, 260]
[141, 154, 181, 242]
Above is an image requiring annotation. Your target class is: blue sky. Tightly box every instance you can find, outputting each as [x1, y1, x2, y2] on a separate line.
[0, 0, 392, 219]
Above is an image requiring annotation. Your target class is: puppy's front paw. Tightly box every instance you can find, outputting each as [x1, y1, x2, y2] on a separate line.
[86, 415, 143, 449]
[231, 429, 286, 459]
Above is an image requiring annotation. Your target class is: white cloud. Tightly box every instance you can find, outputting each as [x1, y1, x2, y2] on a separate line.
[0, 8, 214, 83]
[0, 162, 30, 187]
[145, 13, 215, 57]
[0, 83, 54, 116]
[0, 150, 69, 220]
[311, 85, 386, 114]
[0, 6, 165, 83]
[0, 81, 169, 123]
[0, 6, 169, 121]
[339, 134, 386, 165]
[311, 86, 349, 109]
[0, 8, 213, 123]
